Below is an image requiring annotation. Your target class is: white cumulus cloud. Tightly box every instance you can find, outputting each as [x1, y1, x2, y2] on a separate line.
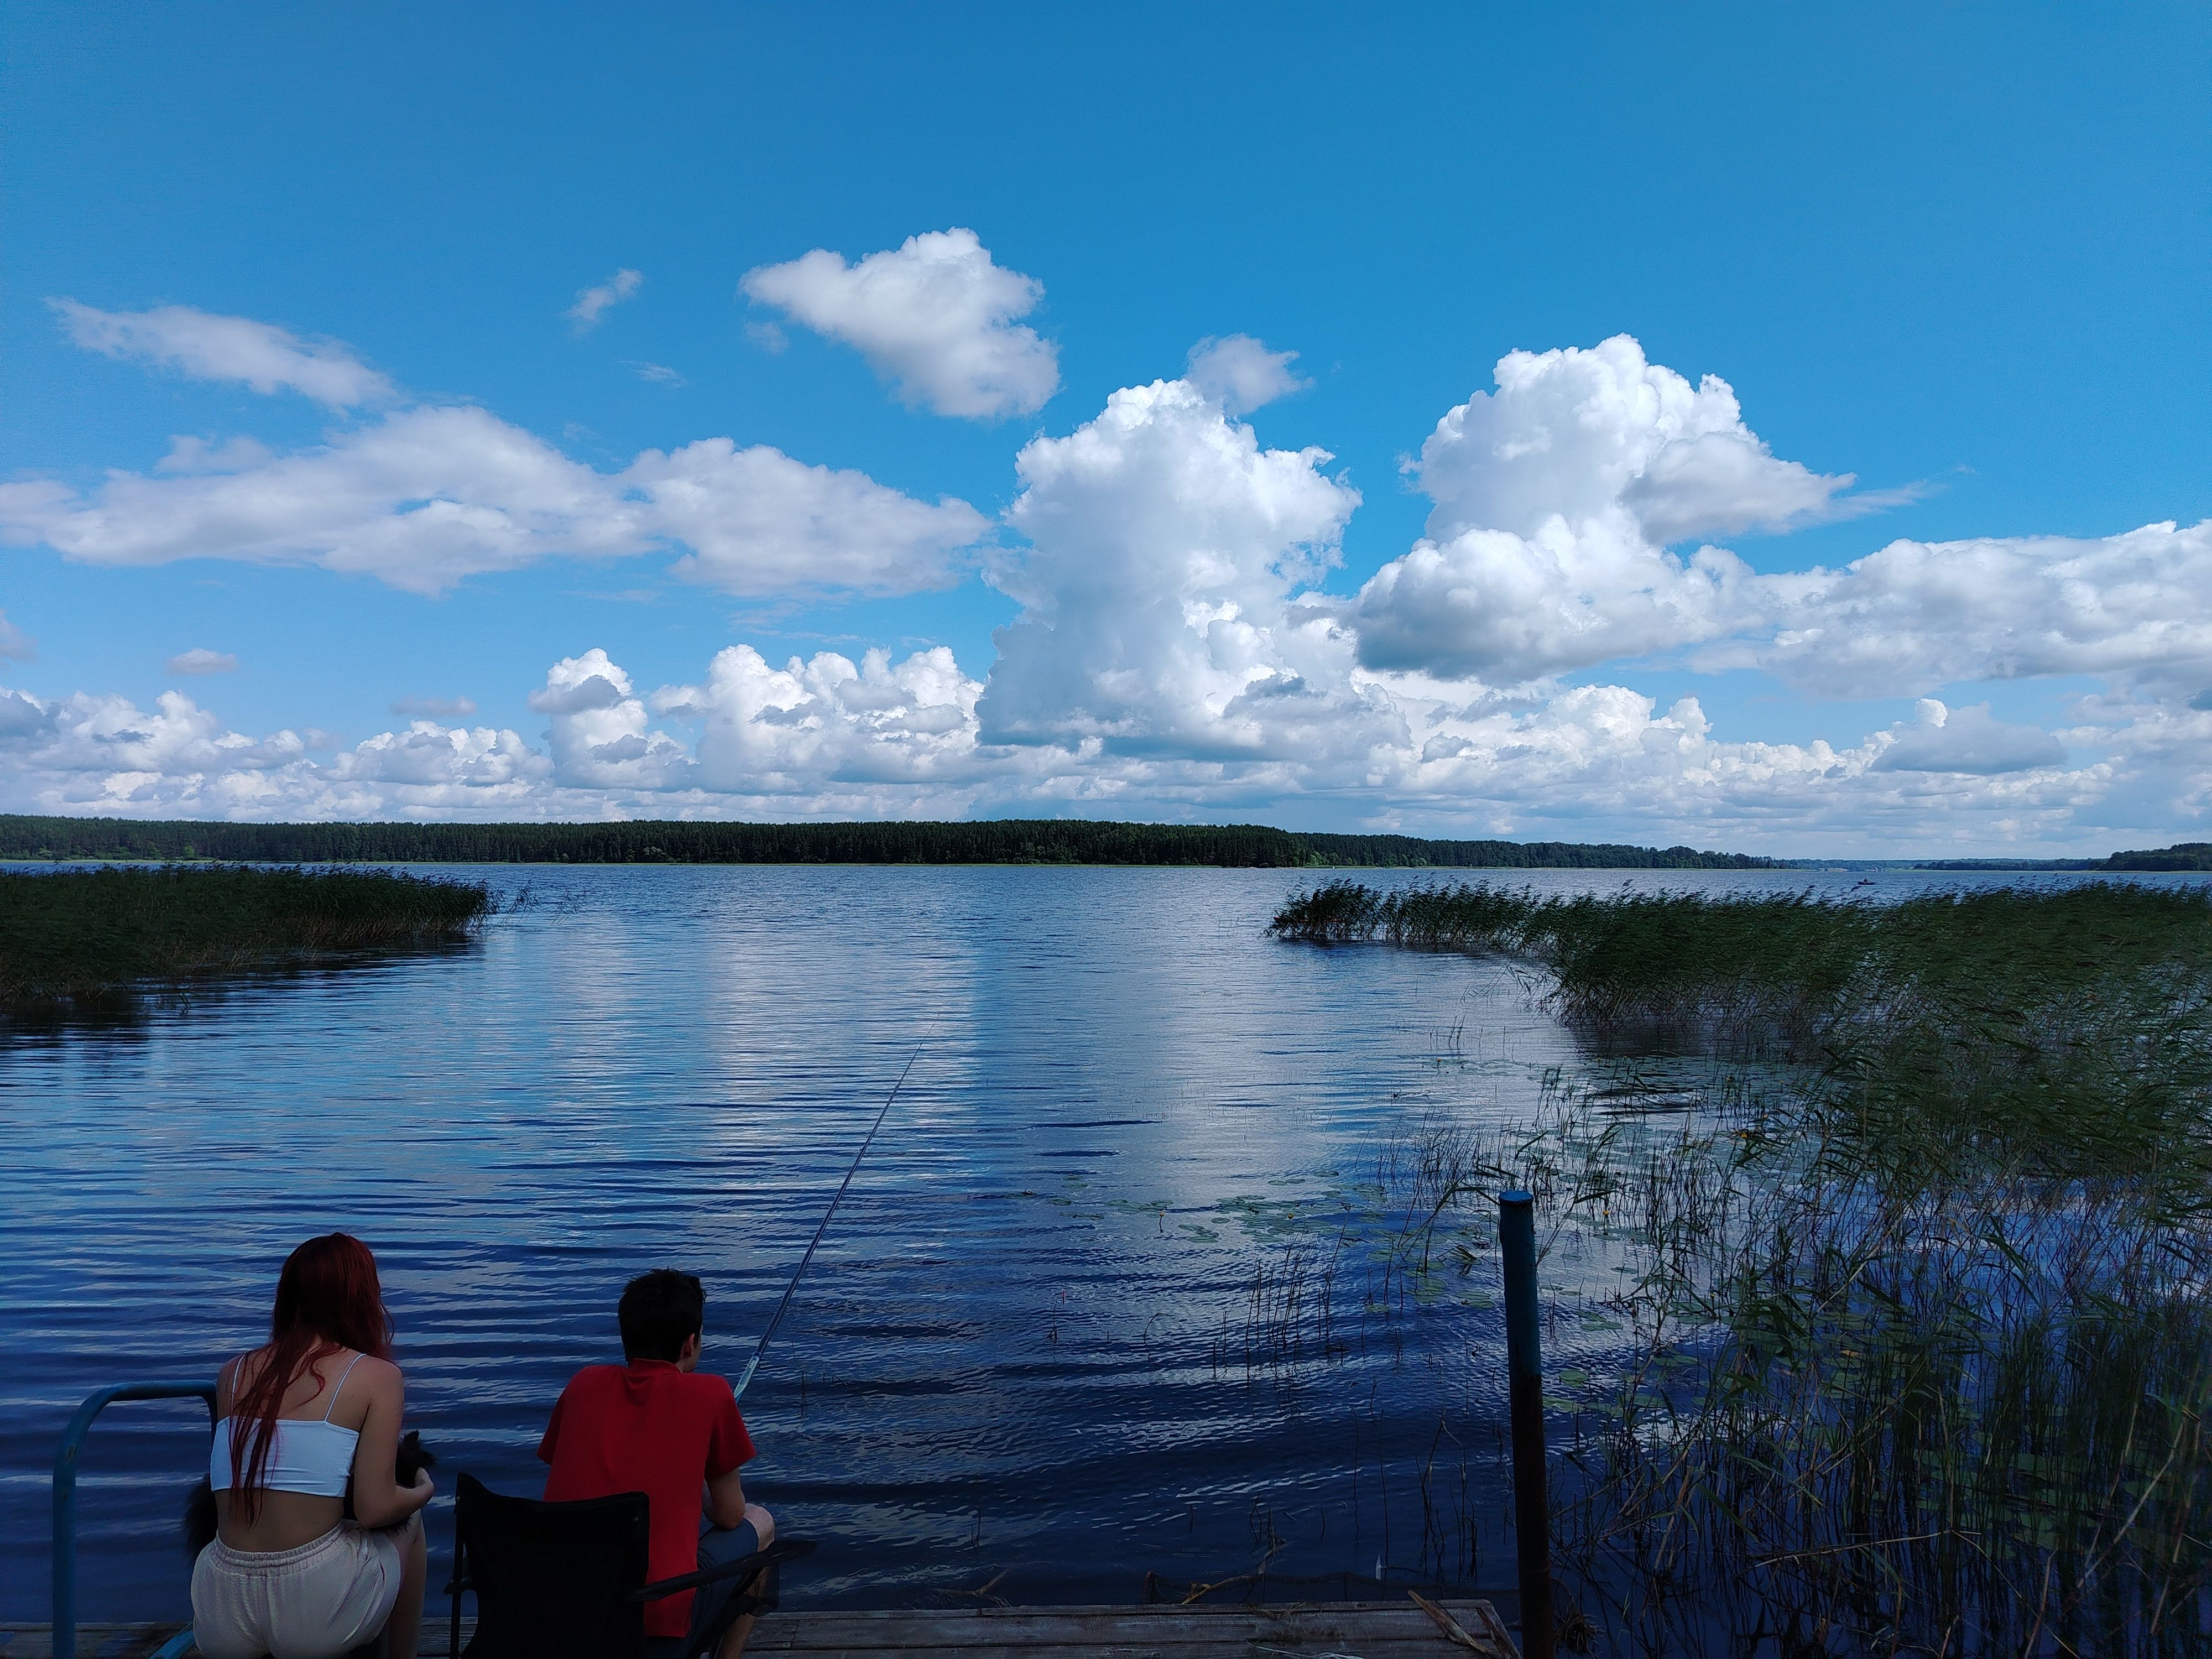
[980, 376, 1375, 761]
[566, 268, 643, 333]
[658, 643, 984, 797]
[1743, 518, 2212, 699]
[0, 612, 34, 664]
[50, 300, 395, 408]
[740, 228, 1058, 419]
[0, 405, 986, 598]
[1417, 335, 1875, 547]
[7, 330, 2206, 855]
[1350, 335, 1889, 683]
[1870, 700, 2067, 775]
[628, 440, 989, 597]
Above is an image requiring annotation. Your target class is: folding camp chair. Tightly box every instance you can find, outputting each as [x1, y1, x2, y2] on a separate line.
[445, 1472, 813, 1659]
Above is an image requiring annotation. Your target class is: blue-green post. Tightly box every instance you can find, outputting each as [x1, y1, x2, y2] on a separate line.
[1499, 1190, 1554, 1659]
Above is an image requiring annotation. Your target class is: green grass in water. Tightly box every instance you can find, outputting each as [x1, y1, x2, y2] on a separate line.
[1272, 880, 2212, 1652]
[1274, 879, 2212, 1192]
[1, 865, 494, 1004]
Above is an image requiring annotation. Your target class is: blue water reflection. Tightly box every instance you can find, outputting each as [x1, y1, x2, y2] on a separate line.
[5, 863, 2200, 1620]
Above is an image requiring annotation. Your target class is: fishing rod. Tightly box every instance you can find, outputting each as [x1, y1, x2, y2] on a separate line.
[732, 1043, 921, 1401]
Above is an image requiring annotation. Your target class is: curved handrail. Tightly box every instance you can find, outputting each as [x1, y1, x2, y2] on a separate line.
[52, 1380, 217, 1659]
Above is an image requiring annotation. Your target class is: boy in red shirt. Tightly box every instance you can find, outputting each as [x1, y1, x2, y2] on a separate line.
[539, 1270, 775, 1659]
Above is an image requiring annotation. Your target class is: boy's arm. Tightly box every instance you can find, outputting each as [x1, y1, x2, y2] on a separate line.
[705, 1464, 749, 1531]
[703, 1381, 757, 1530]
[536, 1384, 568, 1465]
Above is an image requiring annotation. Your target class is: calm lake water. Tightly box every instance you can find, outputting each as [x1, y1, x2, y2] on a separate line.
[6, 862, 2204, 1622]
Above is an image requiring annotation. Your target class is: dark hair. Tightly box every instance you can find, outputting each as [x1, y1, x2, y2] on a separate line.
[229, 1234, 395, 1520]
[619, 1269, 705, 1363]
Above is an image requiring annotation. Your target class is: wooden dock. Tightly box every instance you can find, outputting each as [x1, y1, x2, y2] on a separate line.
[3, 1599, 1517, 1657]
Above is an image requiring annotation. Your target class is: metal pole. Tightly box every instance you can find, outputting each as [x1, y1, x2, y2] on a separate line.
[1499, 1190, 1554, 1659]
[53, 1382, 217, 1659]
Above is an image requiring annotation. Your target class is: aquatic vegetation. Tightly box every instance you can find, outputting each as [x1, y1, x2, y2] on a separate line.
[1271, 880, 2212, 1652]
[1274, 880, 2212, 1189]
[1515, 1089, 2212, 1656]
[0, 864, 494, 1005]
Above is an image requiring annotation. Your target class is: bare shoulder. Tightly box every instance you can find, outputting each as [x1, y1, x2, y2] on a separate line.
[353, 1352, 405, 1393]
[216, 1347, 264, 1411]
[335, 1352, 404, 1430]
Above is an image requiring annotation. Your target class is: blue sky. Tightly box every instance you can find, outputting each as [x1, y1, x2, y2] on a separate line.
[3, 3, 2207, 853]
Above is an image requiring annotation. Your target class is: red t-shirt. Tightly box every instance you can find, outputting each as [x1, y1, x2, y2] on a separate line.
[538, 1361, 757, 1637]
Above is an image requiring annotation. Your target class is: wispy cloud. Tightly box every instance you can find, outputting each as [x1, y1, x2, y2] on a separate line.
[51, 300, 394, 408]
[389, 695, 477, 718]
[566, 268, 643, 333]
[1186, 334, 1309, 414]
[166, 648, 238, 675]
[627, 360, 686, 387]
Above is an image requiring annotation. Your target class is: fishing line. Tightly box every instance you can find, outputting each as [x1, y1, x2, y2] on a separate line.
[733, 1042, 921, 1401]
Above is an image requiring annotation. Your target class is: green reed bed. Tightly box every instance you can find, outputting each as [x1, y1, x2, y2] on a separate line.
[0, 864, 495, 1005]
[1272, 880, 2212, 1653]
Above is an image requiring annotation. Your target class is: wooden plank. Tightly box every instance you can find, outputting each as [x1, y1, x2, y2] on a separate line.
[4, 1600, 1516, 1659]
[747, 1602, 1507, 1645]
[750, 1601, 1515, 1656]
[0, 1626, 185, 1659]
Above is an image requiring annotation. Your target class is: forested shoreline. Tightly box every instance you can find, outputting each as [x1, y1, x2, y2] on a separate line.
[0, 814, 1777, 869]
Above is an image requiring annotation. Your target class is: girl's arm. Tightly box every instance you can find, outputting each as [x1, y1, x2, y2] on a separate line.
[349, 1358, 434, 1528]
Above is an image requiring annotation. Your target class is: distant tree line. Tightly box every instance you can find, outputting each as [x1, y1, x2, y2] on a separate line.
[1295, 832, 1775, 869]
[0, 814, 1783, 869]
[1921, 843, 2212, 873]
[2104, 843, 2212, 872]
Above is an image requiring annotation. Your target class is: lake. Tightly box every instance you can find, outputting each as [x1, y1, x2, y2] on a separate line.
[5, 862, 2199, 1622]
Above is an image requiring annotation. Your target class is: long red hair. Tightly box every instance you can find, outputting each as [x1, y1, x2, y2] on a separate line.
[227, 1233, 394, 1519]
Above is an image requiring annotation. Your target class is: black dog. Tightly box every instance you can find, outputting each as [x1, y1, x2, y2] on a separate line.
[186, 1432, 435, 1556]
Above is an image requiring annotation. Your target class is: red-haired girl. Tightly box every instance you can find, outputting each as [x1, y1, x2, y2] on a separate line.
[191, 1234, 434, 1659]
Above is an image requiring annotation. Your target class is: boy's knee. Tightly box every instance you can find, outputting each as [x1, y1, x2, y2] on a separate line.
[745, 1503, 775, 1547]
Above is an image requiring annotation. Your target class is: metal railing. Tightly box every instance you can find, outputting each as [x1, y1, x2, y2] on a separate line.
[51, 1380, 217, 1659]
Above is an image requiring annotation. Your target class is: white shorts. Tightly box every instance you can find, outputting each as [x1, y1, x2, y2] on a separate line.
[191, 1518, 410, 1659]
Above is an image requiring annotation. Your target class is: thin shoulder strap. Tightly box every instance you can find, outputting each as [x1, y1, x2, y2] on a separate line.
[322, 1352, 368, 1420]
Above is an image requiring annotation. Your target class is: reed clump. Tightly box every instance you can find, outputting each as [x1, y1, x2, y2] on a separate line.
[0, 865, 494, 1004]
[1274, 880, 2212, 1190]
[1272, 879, 2212, 1651]
[1520, 1091, 2212, 1656]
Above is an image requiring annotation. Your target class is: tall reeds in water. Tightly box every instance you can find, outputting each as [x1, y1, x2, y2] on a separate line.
[1, 865, 495, 1004]
[1275, 880, 2212, 1653]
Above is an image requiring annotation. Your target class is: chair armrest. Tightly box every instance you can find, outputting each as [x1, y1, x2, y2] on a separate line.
[634, 1538, 816, 1602]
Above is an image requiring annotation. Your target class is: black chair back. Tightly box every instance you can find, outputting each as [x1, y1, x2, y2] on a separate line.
[453, 1471, 652, 1658]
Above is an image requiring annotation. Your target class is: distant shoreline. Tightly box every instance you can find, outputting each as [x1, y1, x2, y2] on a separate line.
[0, 813, 1777, 869]
[2, 814, 2203, 873]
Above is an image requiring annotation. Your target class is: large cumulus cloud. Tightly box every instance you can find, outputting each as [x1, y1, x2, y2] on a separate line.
[1352, 335, 1884, 682]
[1352, 337, 2210, 707]
[979, 375, 1391, 763]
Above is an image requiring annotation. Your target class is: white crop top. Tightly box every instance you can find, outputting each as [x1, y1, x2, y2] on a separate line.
[210, 1352, 363, 1498]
